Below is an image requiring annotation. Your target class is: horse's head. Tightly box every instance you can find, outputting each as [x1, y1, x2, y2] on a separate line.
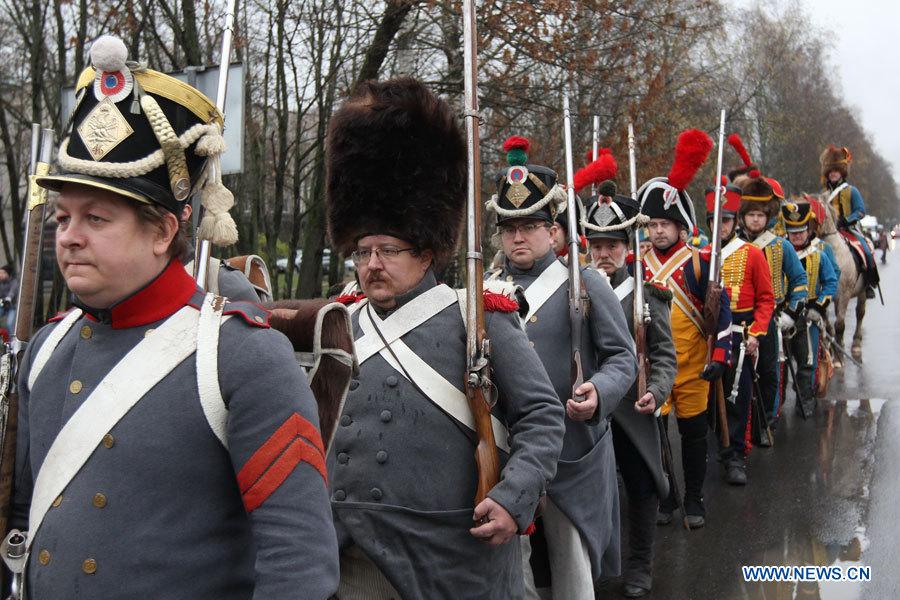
[805, 193, 837, 236]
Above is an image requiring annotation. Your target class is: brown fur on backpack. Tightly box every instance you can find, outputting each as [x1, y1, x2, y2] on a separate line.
[325, 77, 466, 270]
[267, 299, 356, 448]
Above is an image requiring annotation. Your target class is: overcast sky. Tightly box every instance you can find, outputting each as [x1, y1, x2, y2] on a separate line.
[800, 0, 900, 180]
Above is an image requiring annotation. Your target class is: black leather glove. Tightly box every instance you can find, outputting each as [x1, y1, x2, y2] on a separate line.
[700, 361, 725, 381]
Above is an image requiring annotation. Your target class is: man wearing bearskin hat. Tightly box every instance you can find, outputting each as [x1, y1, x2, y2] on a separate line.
[585, 192, 676, 598]
[485, 136, 636, 599]
[707, 175, 775, 484]
[821, 145, 879, 298]
[728, 136, 807, 429]
[781, 201, 838, 415]
[7, 35, 340, 598]
[637, 130, 732, 527]
[324, 80, 565, 599]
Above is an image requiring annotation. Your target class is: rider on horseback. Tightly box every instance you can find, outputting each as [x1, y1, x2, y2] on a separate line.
[821, 145, 879, 299]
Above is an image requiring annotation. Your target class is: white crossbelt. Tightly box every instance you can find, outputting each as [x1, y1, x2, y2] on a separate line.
[827, 182, 849, 205]
[795, 245, 816, 260]
[721, 236, 746, 263]
[25, 296, 222, 553]
[522, 259, 568, 321]
[353, 286, 510, 452]
[751, 230, 776, 250]
[613, 276, 634, 301]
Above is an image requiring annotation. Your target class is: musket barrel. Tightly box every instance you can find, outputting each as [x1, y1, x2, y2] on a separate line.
[195, 0, 237, 289]
[591, 116, 599, 196]
[462, 0, 481, 362]
[15, 128, 54, 344]
[708, 109, 726, 283]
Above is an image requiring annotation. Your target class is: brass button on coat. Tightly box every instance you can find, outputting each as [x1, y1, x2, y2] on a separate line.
[38, 549, 50, 565]
[254, 315, 265, 324]
[333, 489, 346, 501]
[102, 434, 115, 449]
[385, 375, 398, 387]
[80, 325, 92, 339]
[370, 488, 383, 501]
[69, 380, 83, 394]
[82, 558, 97, 574]
[92, 493, 107, 508]
[376, 450, 388, 464]
[52, 495, 63, 508]
[337, 452, 349, 465]
[340, 414, 352, 427]
[380, 410, 392, 423]
[528, 315, 538, 323]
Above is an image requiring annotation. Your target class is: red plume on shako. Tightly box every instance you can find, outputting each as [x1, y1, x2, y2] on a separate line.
[726, 132, 757, 182]
[573, 148, 617, 194]
[636, 128, 714, 246]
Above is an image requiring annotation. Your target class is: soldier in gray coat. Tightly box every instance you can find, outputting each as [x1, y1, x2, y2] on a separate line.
[486, 137, 637, 599]
[8, 35, 339, 599]
[324, 79, 565, 599]
[585, 194, 677, 599]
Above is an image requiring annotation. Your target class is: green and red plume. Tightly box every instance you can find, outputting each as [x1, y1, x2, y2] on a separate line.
[727, 133, 753, 168]
[503, 135, 530, 166]
[667, 129, 713, 191]
[574, 149, 617, 193]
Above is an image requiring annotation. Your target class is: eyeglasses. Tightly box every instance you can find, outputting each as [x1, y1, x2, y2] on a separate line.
[350, 246, 415, 265]
[499, 222, 548, 237]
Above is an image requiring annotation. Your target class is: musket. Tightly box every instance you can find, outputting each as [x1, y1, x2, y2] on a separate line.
[704, 110, 729, 447]
[591, 116, 600, 196]
[562, 93, 586, 403]
[628, 124, 649, 401]
[194, 0, 237, 290]
[462, 0, 499, 506]
[630, 125, 686, 528]
[0, 125, 54, 593]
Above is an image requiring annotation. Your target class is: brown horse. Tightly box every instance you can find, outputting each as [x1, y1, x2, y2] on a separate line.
[813, 195, 867, 366]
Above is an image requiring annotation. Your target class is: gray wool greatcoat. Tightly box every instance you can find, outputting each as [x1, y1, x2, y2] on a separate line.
[10, 263, 339, 599]
[608, 265, 677, 498]
[328, 269, 565, 600]
[489, 251, 637, 580]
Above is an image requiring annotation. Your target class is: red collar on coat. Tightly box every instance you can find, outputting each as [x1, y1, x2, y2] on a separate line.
[78, 260, 198, 329]
[651, 239, 686, 262]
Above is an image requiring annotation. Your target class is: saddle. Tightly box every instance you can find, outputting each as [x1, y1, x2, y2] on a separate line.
[839, 229, 868, 273]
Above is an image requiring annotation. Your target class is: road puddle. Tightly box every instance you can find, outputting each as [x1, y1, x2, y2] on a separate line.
[756, 399, 884, 600]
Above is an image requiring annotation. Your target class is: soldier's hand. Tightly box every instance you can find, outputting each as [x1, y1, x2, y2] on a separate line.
[567, 382, 598, 421]
[700, 361, 725, 381]
[470, 498, 517, 546]
[746, 336, 760, 356]
[634, 392, 656, 414]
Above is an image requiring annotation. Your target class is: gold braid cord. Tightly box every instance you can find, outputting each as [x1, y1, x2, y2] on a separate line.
[57, 122, 216, 182]
[140, 95, 191, 201]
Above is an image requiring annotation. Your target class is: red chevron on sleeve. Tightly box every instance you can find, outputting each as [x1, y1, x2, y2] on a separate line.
[237, 413, 327, 513]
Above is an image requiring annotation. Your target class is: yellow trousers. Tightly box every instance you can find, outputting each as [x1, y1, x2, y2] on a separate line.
[661, 306, 711, 419]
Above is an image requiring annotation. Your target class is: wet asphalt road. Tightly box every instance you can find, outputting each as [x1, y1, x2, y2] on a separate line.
[615, 256, 900, 600]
